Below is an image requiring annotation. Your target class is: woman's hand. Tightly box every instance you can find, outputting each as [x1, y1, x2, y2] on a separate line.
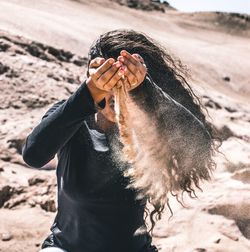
[86, 57, 125, 103]
[117, 50, 147, 91]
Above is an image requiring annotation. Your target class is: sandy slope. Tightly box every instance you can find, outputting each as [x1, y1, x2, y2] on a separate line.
[0, 0, 249, 101]
[0, 0, 250, 252]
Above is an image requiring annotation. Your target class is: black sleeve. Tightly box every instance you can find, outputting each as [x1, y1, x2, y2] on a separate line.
[22, 81, 97, 168]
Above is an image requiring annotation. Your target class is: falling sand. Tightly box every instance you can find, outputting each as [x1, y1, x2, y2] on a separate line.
[113, 76, 216, 230]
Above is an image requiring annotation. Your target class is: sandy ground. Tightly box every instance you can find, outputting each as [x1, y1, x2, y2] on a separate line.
[0, 0, 250, 251]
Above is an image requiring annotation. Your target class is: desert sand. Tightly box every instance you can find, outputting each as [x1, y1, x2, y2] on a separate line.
[0, 0, 249, 251]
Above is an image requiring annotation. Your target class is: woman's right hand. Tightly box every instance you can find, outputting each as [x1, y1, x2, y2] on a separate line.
[86, 57, 125, 103]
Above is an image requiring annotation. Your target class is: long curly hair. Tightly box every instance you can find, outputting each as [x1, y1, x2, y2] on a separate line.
[87, 29, 219, 233]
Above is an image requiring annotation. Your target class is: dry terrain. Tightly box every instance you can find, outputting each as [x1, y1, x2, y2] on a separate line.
[0, 0, 250, 251]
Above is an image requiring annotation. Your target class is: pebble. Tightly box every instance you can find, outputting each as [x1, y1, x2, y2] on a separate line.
[1, 232, 13, 241]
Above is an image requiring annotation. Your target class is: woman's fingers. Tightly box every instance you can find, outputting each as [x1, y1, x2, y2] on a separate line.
[89, 58, 120, 92]
[118, 56, 137, 84]
[123, 68, 138, 89]
[118, 50, 147, 90]
[132, 53, 144, 63]
[121, 50, 139, 64]
[88, 57, 106, 76]
[123, 76, 132, 90]
[104, 73, 122, 90]
[132, 54, 147, 73]
[98, 61, 122, 90]
[87, 58, 125, 103]
[89, 57, 105, 68]
[118, 52, 138, 75]
[88, 51, 147, 95]
[94, 58, 115, 79]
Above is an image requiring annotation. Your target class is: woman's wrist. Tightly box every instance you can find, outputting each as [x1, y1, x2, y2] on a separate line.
[86, 77, 107, 104]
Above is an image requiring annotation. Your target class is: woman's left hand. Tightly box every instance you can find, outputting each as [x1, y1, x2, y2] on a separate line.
[117, 50, 147, 91]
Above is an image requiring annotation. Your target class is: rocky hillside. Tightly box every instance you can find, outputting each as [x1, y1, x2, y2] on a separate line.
[111, 0, 175, 12]
[0, 31, 85, 210]
[0, 29, 250, 252]
[0, 0, 250, 251]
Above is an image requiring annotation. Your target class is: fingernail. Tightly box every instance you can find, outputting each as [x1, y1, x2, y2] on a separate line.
[118, 56, 124, 62]
[121, 50, 126, 56]
[115, 62, 121, 67]
[109, 59, 114, 64]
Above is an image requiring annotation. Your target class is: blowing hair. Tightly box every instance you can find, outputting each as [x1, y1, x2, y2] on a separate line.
[87, 29, 219, 233]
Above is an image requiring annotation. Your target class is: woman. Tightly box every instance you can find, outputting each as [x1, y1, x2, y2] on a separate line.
[22, 29, 216, 252]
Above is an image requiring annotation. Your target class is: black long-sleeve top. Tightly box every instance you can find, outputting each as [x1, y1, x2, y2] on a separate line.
[22, 80, 153, 252]
[22, 76, 210, 252]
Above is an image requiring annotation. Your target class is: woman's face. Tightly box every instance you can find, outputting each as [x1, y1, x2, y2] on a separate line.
[100, 92, 116, 123]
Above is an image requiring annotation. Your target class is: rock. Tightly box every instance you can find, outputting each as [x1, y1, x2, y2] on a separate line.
[40, 198, 56, 212]
[204, 99, 222, 109]
[4, 194, 27, 209]
[4, 38, 87, 66]
[231, 168, 250, 184]
[14, 49, 25, 55]
[0, 184, 25, 209]
[216, 125, 235, 141]
[0, 185, 12, 207]
[0, 32, 83, 112]
[244, 223, 250, 239]
[226, 162, 248, 173]
[215, 12, 250, 31]
[47, 73, 61, 81]
[64, 76, 76, 84]
[1, 232, 13, 241]
[47, 45, 73, 62]
[28, 199, 36, 207]
[71, 55, 88, 66]
[7, 137, 25, 155]
[214, 238, 221, 243]
[111, 0, 175, 12]
[208, 203, 250, 239]
[28, 175, 46, 186]
[7, 129, 32, 156]
[20, 96, 50, 108]
[0, 62, 10, 75]
[5, 69, 19, 78]
[220, 230, 239, 241]
[236, 219, 250, 240]
[223, 76, 230, 82]
[224, 106, 237, 113]
[0, 40, 11, 52]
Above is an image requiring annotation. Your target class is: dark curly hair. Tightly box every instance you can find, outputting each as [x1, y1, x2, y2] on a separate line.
[87, 29, 219, 233]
